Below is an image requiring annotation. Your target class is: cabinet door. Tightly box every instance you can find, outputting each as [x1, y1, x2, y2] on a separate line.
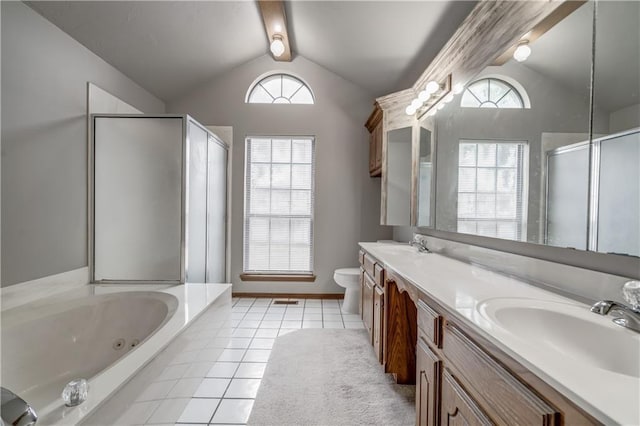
[416, 338, 441, 426]
[362, 273, 375, 344]
[373, 285, 384, 364]
[441, 370, 493, 426]
[374, 123, 383, 172]
[369, 133, 377, 174]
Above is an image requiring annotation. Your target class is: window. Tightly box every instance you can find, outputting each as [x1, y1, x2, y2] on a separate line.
[243, 137, 315, 276]
[457, 140, 528, 241]
[246, 73, 314, 104]
[460, 78, 524, 108]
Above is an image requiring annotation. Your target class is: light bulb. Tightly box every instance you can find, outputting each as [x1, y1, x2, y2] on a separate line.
[411, 99, 422, 109]
[274, 24, 282, 32]
[437, 103, 445, 110]
[270, 36, 285, 57]
[425, 81, 440, 95]
[453, 83, 464, 94]
[418, 90, 429, 102]
[405, 105, 417, 116]
[443, 94, 454, 103]
[513, 42, 531, 62]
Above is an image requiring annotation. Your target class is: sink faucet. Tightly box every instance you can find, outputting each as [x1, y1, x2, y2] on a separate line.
[590, 281, 640, 333]
[409, 238, 431, 253]
[1, 387, 37, 426]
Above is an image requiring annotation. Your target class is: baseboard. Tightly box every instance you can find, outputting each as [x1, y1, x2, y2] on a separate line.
[1, 267, 89, 311]
[232, 292, 344, 300]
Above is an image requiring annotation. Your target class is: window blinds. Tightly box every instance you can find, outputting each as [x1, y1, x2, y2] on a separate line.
[457, 140, 527, 241]
[244, 137, 315, 274]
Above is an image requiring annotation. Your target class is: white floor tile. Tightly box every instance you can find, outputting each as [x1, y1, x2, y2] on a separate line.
[136, 380, 177, 402]
[345, 321, 365, 329]
[323, 321, 344, 329]
[231, 312, 245, 320]
[285, 307, 304, 314]
[262, 313, 284, 321]
[230, 320, 240, 328]
[195, 349, 223, 362]
[235, 299, 255, 306]
[278, 328, 297, 336]
[117, 400, 160, 424]
[259, 320, 282, 329]
[193, 378, 230, 398]
[248, 307, 267, 313]
[166, 378, 203, 398]
[207, 362, 239, 378]
[156, 364, 189, 381]
[238, 319, 261, 328]
[254, 328, 279, 338]
[242, 349, 271, 362]
[232, 306, 250, 314]
[303, 313, 322, 321]
[322, 308, 341, 314]
[210, 399, 254, 424]
[232, 328, 257, 338]
[323, 313, 343, 321]
[342, 314, 362, 322]
[303, 307, 322, 314]
[217, 349, 246, 362]
[183, 362, 216, 378]
[147, 398, 190, 424]
[226, 338, 251, 349]
[234, 363, 266, 379]
[249, 338, 274, 349]
[243, 313, 265, 321]
[177, 398, 219, 423]
[322, 300, 340, 306]
[224, 378, 261, 398]
[252, 298, 272, 305]
[283, 313, 303, 321]
[167, 350, 199, 365]
[305, 300, 322, 306]
[302, 321, 323, 329]
[280, 320, 302, 329]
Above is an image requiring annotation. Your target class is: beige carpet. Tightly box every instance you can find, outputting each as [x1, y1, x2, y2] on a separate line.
[247, 329, 416, 426]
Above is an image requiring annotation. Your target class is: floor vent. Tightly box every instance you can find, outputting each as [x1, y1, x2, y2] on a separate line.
[273, 299, 299, 305]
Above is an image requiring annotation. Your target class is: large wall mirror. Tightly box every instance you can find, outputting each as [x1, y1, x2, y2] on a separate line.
[415, 119, 436, 228]
[427, 1, 639, 259]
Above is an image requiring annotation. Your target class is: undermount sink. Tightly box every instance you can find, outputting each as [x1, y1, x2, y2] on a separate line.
[477, 298, 640, 378]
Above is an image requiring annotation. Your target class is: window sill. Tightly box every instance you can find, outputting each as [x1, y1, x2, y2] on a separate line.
[240, 274, 316, 282]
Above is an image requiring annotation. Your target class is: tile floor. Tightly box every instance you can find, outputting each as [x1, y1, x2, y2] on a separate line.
[121, 297, 364, 425]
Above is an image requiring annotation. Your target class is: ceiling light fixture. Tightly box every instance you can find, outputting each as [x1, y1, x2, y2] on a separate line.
[405, 105, 417, 116]
[513, 40, 532, 62]
[270, 35, 285, 57]
[425, 81, 440, 95]
[411, 99, 423, 109]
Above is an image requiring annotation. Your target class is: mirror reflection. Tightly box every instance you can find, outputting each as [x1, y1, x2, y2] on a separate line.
[416, 122, 435, 227]
[433, 2, 595, 246]
[385, 126, 412, 226]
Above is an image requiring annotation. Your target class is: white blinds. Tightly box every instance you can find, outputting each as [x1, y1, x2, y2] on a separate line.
[457, 140, 527, 241]
[244, 137, 315, 274]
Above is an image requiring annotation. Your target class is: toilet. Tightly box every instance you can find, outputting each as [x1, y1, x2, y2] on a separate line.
[334, 268, 361, 314]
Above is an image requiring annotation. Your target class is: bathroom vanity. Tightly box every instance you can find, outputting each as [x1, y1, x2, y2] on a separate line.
[358, 242, 638, 426]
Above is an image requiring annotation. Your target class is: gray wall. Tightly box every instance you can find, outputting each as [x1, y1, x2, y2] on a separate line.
[1, 2, 165, 287]
[168, 54, 391, 294]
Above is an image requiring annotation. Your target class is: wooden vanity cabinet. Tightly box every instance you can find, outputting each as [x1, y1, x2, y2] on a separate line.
[416, 337, 441, 426]
[359, 251, 386, 363]
[365, 102, 383, 177]
[441, 370, 493, 426]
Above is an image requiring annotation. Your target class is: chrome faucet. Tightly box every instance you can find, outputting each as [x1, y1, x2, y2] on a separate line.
[1, 387, 37, 426]
[409, 238, 431, 253]
[590, 281, 640, 333]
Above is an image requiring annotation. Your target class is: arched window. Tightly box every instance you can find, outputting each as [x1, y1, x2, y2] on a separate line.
[246, 73, 314, 104]
[461, 78, 525, 109]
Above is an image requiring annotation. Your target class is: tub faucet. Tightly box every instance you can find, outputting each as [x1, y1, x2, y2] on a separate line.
[1, 387, 37, 426]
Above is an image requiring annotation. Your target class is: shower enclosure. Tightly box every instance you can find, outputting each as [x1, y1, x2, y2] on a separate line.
[90, 114, 228, 283]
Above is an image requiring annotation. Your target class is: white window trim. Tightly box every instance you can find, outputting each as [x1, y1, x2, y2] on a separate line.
[243, 136, 316, 276]
[245, 72, 315, 104]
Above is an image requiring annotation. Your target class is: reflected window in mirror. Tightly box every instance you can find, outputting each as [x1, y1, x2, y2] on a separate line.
[457, 141, 528, 241]
[460, 78, 527, 109]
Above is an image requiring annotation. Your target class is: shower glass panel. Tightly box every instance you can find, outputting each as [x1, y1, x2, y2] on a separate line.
[186, 121, 208, 283]
[207, 135, 228, 283]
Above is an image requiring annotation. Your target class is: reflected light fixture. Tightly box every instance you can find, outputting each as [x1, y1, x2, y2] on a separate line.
[418, 90, 429, 102]
[443, 94, 454, 103]
[270, 35, 285, 57]
[513, 40, 532, 62]
[405, 105, 417, 116]
[411, 98, 423, 109]
[436, 103, 445, 110]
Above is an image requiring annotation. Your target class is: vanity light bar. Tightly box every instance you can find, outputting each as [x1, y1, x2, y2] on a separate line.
[406, 74, 453, 119]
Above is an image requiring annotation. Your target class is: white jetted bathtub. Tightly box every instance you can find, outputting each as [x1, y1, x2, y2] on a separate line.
[1, 283, 231, 425]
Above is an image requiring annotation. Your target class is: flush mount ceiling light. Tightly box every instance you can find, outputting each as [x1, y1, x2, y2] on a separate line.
[270, 35, 285, 57]
[513, 41, 532, 62]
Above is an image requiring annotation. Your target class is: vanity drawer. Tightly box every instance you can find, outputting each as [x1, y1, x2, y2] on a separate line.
[417, 299, 442, 348]
[443, 323, 559, 425]
[363, 253, 377, 280]
[374, 263, 385, 288]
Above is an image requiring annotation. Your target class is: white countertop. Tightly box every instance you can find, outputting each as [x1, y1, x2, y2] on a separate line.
[360, 242, 639, 426]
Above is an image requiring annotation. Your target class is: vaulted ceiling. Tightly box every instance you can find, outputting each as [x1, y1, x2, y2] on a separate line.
[27, 1, 477, 102]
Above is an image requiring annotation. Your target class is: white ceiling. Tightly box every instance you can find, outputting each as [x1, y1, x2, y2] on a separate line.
[27, 1, 476, 102]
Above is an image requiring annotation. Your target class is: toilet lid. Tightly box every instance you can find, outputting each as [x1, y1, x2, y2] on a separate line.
[334, 267, 360, 276]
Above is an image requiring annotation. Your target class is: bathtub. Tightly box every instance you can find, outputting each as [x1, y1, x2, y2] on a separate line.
[1, 283, 231, 425]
